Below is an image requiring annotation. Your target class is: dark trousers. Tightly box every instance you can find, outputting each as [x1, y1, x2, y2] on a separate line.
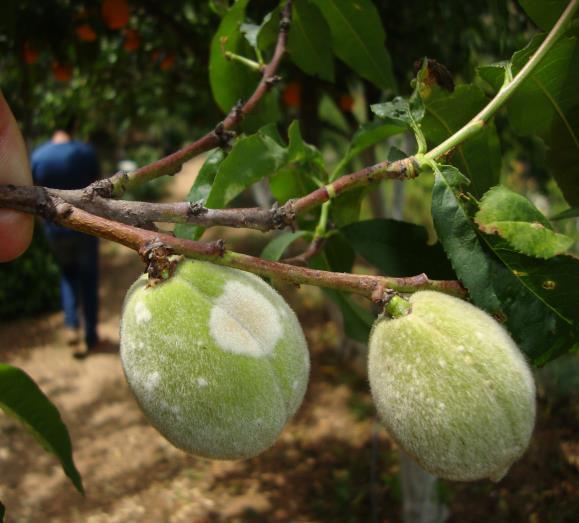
[48, 233, 99, 346]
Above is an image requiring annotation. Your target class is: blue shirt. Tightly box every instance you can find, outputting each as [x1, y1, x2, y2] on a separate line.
[31, 140, 100, 235]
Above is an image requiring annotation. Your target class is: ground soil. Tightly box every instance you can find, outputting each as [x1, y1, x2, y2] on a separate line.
[0, 161, 577, 523]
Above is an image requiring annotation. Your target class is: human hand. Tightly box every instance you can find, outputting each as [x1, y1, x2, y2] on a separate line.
[0, 91, 33, 261]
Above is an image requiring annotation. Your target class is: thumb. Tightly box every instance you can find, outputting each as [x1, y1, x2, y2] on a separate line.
[0, 91, 34, 261]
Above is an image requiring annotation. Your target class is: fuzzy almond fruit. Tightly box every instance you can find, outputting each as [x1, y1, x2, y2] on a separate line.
[120, 260, 310, 460]
[368, 291, 536, 482]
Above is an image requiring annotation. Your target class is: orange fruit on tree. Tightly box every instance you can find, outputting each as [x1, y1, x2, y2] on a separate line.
[160, 53, 175, 71]
[282, 82, 301, 109]
[52, 62, 73, 83]
[338, 94, 354, 112]
[75, 24, 97, 42]
[123, 28, 140, 52]
[101, 0, 130, 30]
[22, 42, 39, 65]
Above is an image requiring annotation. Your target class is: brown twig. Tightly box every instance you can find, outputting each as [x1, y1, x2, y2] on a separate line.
[88, 0, 294, 199]
[0, 152, 417, 233]
[16, 198, 465, 300]
[282, 236, 326, 265]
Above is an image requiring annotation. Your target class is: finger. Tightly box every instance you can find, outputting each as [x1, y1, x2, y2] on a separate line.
[0, 91, 34, 261]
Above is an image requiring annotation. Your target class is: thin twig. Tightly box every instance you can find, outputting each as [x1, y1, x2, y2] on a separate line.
[0, 154, 416, 232]
[282, 236, 326, 265]
[10, 197, 466, 300]
[87, 0, 294, 198]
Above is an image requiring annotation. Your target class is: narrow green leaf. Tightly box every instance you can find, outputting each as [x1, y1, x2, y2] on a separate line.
[432, 167, 577, 364]
[288, 0, 334, 82]
[0, 364, 83, 494]
[551, 207, 579, 220]
[475, 186, 574, 258]
[206, 129, 288, 209]
[311, 0, 396, 90]
[261, 231, 310, 261]
[208, 0, 279, 129]
[422, 85, 501, 197]
[209, 0, 252, 112]
[503, 35, 579, 205]
[174, 149, 226, 241]
[341, 219, 456, 280]
[519, 0, 570, 30]
[348, 121, 406, 158]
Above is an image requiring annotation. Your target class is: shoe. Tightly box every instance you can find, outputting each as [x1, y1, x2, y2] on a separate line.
[64, 328, 81, 346]
[72, 346, 89, 359]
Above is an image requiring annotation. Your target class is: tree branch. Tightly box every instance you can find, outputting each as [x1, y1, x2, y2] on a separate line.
[10, 197, 465, 301]
[0, 155, 416, 232]
[91, 0, 294, 198]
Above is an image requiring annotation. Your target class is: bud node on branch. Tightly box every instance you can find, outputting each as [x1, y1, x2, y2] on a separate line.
[187, 200, 208, 216]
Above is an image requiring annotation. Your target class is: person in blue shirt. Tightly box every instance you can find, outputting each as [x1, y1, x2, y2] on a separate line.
[31, 114, 101, 358]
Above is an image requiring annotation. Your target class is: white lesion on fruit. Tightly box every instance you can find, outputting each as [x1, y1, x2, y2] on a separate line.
[135, 300, 152, 324]
[144, 371, 161, 392]
[209, 281, 283, 357]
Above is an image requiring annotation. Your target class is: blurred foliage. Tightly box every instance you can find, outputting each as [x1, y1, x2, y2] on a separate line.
[0, 226, 60, 321]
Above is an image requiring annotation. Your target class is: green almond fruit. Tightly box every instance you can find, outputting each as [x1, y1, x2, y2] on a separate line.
[368, 291, 536, 482]
[120, 260, 310, 460]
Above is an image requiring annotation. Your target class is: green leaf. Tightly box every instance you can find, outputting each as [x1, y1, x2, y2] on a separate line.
[206, 129, 288, 209]
[311, 0, 396, 90]
[432, 167, 578, 364]
[257, 8, 280, 51]
[475, 186, 574, 258]
[270, 165, 319, 203]
[421, 85, 501, 198]
[502, 35, 579, 205]
[371, 96, 424, 126]
[174, 149, 226, 241]
[209, 0, 252, 112]
[270, 121, 325, 203]
[208, 0, 279, 129]
[288, 0, 334, 82]
[371, 95, 425, 152]
[519, 0, 570, 30]
[341, 219, 456, 280]
[326, 289, 375, 343]
[0, 364, 83, 494]
[261, 231, 310, 261]
[348, 121, 406, 158]
[477, 61, 511, 90]
[330, 120, 406, 180]
[240, 22, 260, 49]
[332, 188, 366, 228]
[286, 120, 325, 169]
[551, 207, 579, 220]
